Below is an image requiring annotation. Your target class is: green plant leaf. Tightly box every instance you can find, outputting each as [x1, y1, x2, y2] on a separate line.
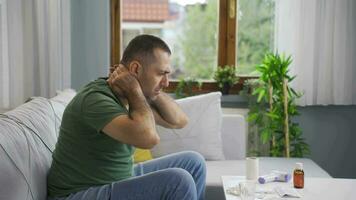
[257, 89, 266, 102]
[247, 113, 259, 122]
[266, 112, 279, 119]
[261, 129, 271, 144]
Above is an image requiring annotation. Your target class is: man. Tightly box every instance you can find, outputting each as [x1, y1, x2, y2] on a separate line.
[47, 34, 206, 200]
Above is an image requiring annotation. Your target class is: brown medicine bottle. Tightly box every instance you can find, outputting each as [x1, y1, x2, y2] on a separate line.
[293, 162, 304, 188]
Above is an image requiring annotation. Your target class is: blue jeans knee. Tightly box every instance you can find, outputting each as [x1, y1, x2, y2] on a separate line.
[165, 168, 197, 200]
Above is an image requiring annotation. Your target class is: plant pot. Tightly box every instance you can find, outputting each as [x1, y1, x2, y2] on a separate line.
[221, 83, 231, 95]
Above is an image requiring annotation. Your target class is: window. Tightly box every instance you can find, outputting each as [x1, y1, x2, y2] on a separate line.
[121, 0, 218, 80]
[111, 0, 269, 93]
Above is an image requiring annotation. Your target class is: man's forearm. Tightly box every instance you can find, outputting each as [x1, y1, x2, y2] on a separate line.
[127, 90, 156, 132]
[103, 89, 159, 149]
[150, 93, 188, 128]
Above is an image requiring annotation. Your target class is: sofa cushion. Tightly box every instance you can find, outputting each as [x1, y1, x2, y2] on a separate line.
[151, 92, 225, 160]
[0, 97, 62, 200]
[51, 89, 76, 106]
[221, 114, 246, 160]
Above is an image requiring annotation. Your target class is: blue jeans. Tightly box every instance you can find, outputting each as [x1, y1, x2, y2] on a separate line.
[49, 151, 206, 200]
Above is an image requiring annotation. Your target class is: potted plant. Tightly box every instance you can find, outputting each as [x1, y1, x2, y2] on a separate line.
[174, 77, 202, 99]
[213, 65, 238, 95]
[247, 52, 310, 158]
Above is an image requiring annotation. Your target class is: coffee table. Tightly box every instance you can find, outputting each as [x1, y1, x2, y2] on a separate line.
[222, 176, 356, 200]
[206, 157, 331, 200]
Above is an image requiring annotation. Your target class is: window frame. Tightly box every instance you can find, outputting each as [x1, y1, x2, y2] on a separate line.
[110, 0, 256, 94]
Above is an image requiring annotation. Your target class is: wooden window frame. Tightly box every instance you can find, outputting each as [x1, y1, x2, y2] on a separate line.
[110, 0, 256, 94]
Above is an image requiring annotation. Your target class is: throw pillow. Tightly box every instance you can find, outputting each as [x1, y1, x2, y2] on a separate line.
[151, 92, 225, 160]
[133, 148, 153, 163]
[49, 89, 77, 133]
[51, 89, 77, 106]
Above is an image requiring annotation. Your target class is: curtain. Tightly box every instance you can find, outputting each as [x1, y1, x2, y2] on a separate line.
[0, 0, 71, 111]
[275, 0, 356, 106]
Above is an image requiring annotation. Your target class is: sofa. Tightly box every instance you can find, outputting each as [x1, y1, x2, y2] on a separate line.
[0, 91, 330, 200]
[0, 90, 244, 199]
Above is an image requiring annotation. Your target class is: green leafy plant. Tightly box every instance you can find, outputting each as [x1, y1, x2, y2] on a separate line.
[247, 52, 310, 157]
[213, 65, 238, 94]
[174, 77, 202, 99]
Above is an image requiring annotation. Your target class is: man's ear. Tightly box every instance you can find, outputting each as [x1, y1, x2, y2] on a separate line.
[128, 61, 142, 77]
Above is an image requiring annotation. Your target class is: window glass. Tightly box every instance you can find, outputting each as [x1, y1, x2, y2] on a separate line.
[122, 0, 218, 80]
[237, 0, 275, 75]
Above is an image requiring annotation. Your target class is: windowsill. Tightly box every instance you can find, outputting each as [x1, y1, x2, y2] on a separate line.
[164, 76, 259, 95]
[170, 93, 249, 108]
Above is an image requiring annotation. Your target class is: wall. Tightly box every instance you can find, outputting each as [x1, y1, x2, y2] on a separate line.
[295, 106, 356, 178]
[71, 0, 110, 90]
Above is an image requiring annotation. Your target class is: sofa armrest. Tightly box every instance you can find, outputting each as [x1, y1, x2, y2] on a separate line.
[221, 114, 247, 160]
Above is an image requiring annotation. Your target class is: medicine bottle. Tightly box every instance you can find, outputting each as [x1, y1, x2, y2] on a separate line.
[293, 162, 304, 188]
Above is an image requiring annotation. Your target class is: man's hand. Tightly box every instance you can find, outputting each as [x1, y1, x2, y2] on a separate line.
[104, 64, 159, 149]
[109, 64, 117, 75]
[107, 64, 141, 98]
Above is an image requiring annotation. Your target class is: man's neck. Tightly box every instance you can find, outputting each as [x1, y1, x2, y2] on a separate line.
[106, 79, 129, 109]
[118, 96, 129, 110]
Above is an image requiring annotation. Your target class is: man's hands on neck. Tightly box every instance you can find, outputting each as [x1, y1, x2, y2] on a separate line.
[104, 64, 159, 149]
[107, 64, 142, 106]
[107, 64, 188, 130]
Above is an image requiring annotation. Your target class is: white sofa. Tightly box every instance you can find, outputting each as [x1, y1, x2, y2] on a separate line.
[0, 97, 63, 200]
[0, 90, 247, 200]
[0, 92, 330, 200]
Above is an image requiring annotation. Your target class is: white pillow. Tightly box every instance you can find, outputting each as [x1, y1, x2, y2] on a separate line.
[49, 89, 77, 120]
[51, 88, 77, 106]
[151, 92, 225, 160]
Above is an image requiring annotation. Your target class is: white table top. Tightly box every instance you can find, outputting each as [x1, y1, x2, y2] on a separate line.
[222, 176, 356, 200]
[207, 157, 331, 187]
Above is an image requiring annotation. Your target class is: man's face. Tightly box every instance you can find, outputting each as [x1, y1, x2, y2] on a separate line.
[137, 48, 171, 100]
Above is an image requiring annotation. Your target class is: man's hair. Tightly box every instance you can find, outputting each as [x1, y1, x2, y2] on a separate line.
[120, 34, 171, 67]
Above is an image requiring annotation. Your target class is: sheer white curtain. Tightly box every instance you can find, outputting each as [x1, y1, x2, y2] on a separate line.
[0, 0, 71, 111]
[275, 0, 356, 106]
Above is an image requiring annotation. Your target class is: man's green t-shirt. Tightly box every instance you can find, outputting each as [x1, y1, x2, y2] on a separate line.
[47, 78, 134, 198]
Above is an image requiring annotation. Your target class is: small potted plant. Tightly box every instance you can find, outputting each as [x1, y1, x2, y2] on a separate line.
[174, 77, 202, 99]
[213, 65, 238, 95]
